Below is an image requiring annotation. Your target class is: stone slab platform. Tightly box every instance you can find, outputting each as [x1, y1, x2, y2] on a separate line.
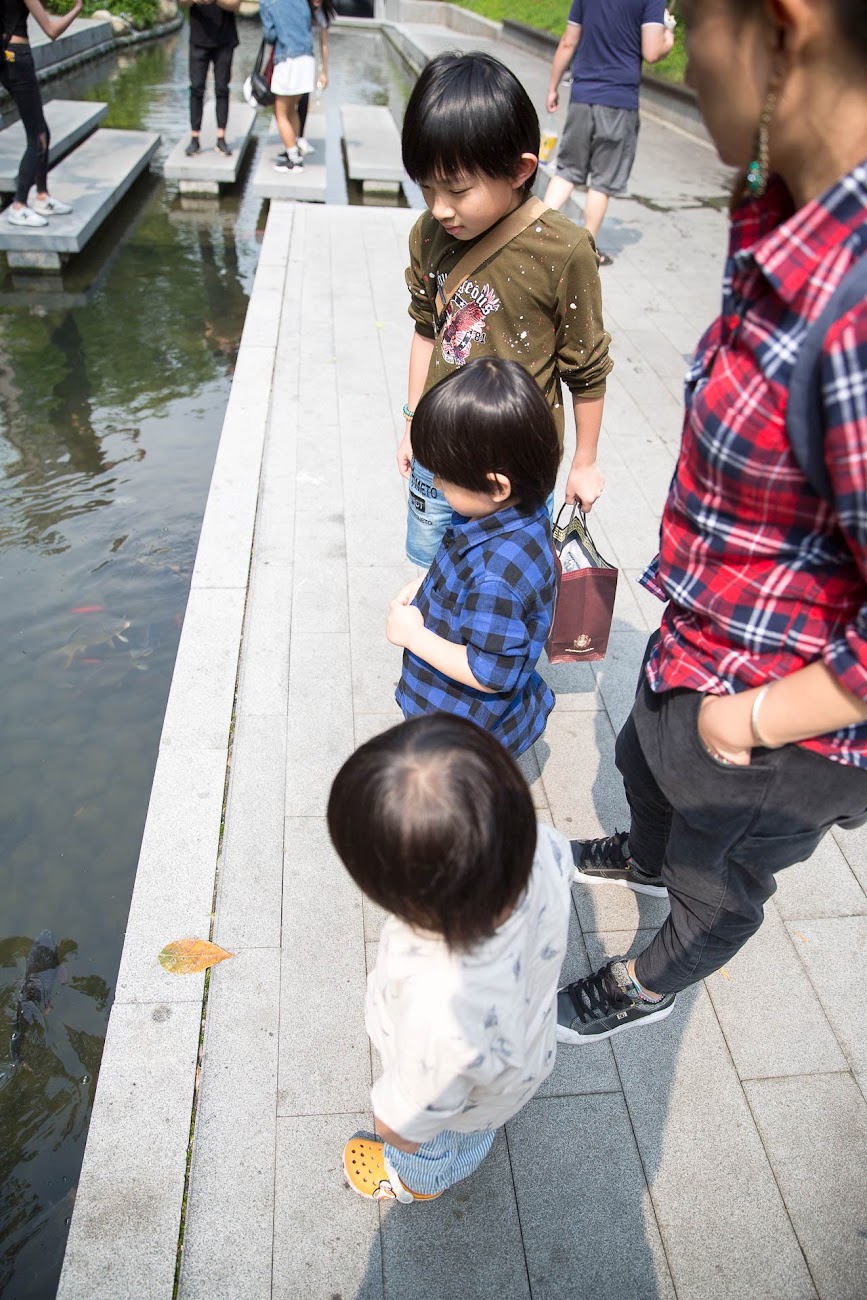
[27, 15, 113, 74]
[0, 99, 107, 192]
[251, 111, 326, 202]
[163, 102, 257, 193]
[341, 103, 403, 184]
[0, 127, 159, 269]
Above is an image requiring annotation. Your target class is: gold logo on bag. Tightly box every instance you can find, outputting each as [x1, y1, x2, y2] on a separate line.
[564, 634, 593, 654]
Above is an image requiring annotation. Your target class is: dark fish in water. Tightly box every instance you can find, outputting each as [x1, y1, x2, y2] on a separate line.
[10, 930, 65, 1064]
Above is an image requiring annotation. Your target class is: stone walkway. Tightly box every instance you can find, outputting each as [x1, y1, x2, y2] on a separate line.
[60, 19, 867, 1300]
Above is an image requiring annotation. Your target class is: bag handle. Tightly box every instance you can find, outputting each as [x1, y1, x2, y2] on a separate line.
[435, 196, 548, 330]
[552, 500, 615, 569]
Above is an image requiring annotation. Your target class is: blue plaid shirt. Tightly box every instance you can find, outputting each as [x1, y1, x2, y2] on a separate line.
[396, 503, 556, 756]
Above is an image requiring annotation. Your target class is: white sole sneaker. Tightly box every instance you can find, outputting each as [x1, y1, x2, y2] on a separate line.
[572, 867, 668, 897]
[32, 197, 73, 217]
[6, 205, 48, 227]
[556, 999, 675, 1044]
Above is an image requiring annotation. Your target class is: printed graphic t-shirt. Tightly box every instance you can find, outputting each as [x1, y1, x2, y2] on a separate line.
[567, 0, 666, 111]
[406, 206, 612, 449]
[366, 821, 573, 1143]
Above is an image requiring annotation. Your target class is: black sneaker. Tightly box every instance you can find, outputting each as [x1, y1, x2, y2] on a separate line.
[184, 137, 200, 157]
[215, 137, 232, 157]
[571, 830, 667, 897]
[557, 959, 676, 1044]
[273, 149, 303, 172]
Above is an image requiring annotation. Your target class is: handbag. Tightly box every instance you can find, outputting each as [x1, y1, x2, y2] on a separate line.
[545, 503, 618, 663]
[244, 39, 275, 109]
[432, 196, 548, 333]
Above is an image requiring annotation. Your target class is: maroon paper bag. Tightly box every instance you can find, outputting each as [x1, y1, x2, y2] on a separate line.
[545, 505, 618, 664]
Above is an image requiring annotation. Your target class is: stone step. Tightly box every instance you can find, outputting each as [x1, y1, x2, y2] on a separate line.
[0, 126, 160, 269]
[340, 103, 403, 185]
[0, 99, 108, 192]
[163, 102, 257, 194]
[251, 112, 325, 202]
[26, 15, 113, 75]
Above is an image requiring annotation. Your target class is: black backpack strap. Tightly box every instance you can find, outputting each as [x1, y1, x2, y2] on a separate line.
[786, 253, 867, 503]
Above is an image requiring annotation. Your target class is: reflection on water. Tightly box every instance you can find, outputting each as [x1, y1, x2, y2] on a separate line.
[0, 21, 413, 1298]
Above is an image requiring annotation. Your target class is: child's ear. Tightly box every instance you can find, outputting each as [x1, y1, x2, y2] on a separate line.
[487, 472, 513, 503]
[512, 152, 538, 190]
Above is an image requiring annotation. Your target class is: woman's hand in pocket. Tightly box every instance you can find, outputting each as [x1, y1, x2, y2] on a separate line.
[698, 695, 753, 767]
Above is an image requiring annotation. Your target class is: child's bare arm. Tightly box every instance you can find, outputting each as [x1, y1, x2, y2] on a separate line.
[386, 602, 497, 693]
[566, 394, 605, 510]
[397, 333, 435, 478]
[375, 1116, 421, 1154]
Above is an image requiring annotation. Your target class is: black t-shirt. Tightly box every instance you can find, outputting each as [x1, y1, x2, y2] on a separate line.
[2, 0, 30, 41]
[189, 2, 239, 49]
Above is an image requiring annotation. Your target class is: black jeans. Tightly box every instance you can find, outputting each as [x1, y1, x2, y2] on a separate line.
[0, 45, 49, 203]
[189, 43, 234, 133]
[619, 664, 867, 994]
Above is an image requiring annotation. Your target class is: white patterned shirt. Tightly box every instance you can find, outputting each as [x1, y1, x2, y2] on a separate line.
[366, 822, 573, 1143]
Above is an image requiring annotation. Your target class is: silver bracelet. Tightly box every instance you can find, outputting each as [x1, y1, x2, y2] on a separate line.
[750, 683, 775, 748]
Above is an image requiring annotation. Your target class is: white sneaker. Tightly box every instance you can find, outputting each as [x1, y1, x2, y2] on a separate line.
[296, 136, 315, 156]
[6, 204, 47, 227]
[31, 196, 73, 216]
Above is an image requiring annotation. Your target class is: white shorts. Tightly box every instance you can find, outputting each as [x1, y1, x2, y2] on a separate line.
[270, 54, 315, 98]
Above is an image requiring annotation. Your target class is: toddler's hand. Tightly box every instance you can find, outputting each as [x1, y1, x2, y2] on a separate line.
[393, 576, 423, 606]
[387, 600, 423, 649]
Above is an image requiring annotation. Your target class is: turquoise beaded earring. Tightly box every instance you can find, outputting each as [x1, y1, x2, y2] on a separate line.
[745, 91, 777, 197]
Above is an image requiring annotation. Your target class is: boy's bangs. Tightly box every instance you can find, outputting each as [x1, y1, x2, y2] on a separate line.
[407, 98, 510, 185]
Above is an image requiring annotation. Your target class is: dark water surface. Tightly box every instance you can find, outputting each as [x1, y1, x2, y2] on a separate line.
[0, 21, 411, 1299]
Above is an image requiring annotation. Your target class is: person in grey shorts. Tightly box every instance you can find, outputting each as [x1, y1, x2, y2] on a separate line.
[545, 0, 674, 264]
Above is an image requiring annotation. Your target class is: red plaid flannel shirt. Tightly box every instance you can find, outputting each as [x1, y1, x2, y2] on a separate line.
[641, 161, 867, 765]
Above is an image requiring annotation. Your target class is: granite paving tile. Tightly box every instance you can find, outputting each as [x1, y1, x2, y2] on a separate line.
[703, 901, 846, 1079]
[278, 817, 370, 1114]
[179, 948, 281, 1300]
[584, 933, 817, 1299]
[272, 1112, 382, 1300]
[57, 1002, 201, 1300]
[744, 1073, 867, 1300]
[379, 1134, 530, 1300]
[214, 714, 286, 951]
[787, 916, 867, 1077]
[509, 1094, 676, 1300]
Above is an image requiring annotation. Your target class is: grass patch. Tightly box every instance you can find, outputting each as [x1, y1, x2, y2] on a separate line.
[437, 0, 687, 83]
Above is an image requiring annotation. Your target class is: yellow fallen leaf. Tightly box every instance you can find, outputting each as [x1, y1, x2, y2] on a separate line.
[793, 931, 809, 944]
[158, 939, 233, 974]
[719, 967, 731, 981]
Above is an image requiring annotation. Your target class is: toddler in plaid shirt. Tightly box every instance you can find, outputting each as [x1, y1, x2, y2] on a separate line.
[388, 358, 558, 756]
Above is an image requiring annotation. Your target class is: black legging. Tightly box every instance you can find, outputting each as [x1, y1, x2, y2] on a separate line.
[0, 43, 49, 204]
[298, 92, 309, 136]
[189, 42, 234, 133]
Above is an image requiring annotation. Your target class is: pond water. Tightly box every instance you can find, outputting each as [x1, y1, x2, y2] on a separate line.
[0, 21, 413, 1299]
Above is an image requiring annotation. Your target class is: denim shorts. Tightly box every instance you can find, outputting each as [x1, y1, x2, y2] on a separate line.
[405, 459, 453, 567]
[405, 459, 556, 567]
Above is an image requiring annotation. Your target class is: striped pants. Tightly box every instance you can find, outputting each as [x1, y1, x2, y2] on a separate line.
[385, 1128, 496, 1195]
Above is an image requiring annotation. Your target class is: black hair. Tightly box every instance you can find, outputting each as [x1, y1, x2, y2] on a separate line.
[402, 51, 539, 199]
[307, 0, 336, 23]
[410, 358, 559, 508]
[327, 715, 537, 952]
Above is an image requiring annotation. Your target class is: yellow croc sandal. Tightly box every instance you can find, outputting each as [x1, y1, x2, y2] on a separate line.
[343, 1135, 442, 1203]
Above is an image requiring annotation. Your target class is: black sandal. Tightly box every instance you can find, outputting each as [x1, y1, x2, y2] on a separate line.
[598, 251, 614, 267]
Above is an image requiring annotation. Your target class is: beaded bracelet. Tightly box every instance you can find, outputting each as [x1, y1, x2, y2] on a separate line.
[402, 403, 415, 420]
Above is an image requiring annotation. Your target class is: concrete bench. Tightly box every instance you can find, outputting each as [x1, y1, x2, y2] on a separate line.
[163, 102, 257, 195]
[0, 127, 160, 269]
[340, 103, 403, 193]
[0, 99, 107, 193]
[251, 111, 326, 203]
